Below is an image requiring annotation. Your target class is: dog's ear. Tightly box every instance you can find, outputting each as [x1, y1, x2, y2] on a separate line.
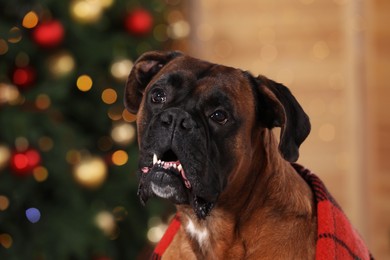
[124, 51, 183, 114]
[254, 75, 311, 162]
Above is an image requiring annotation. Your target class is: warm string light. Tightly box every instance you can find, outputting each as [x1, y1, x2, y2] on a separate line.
[8, 27, 22, 43]
[0, 39, 8, 55]
[73, 156, 107, 189]
[111, 123, 136, 146]
[111, 150, 128, 166]
[76, 74, 93, 92]
[101, 88, 117, 104]
[0, 196, 10, 211]
[0, 233, 13, 249]
[110, 59, 133, 81]
[33, 166, 49, 182]
[0, 83, 21, 105]
[95, 210, 119, 239]
[147, 216, 168, 243]
[47, 52, 76, 77]
[22, 11, 39, 29]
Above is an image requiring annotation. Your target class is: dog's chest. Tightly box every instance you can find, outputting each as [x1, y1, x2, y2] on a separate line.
[185, 219, 209, 247]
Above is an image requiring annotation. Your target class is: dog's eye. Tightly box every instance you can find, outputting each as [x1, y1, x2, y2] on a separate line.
[151, 88, 167, 103]
[210, 110, 228, 125]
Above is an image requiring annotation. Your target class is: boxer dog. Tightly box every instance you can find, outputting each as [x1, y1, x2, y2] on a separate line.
[125, 51, 318, 259]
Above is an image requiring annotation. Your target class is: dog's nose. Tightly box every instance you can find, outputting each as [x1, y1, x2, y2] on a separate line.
[160, 108, 197, 130]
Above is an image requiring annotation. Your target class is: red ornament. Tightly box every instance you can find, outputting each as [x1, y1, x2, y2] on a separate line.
[32, 20, 65, 48]
[124, 9, 153, 36]
[12, 66, 36, 89]
[10, 149, 41, 176]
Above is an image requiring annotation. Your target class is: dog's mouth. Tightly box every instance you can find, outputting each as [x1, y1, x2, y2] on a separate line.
[140, 149, 191, 189]
[138, 148, 215, 219]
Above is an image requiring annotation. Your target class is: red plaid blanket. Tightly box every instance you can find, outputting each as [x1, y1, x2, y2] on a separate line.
[152, 164, 373, 259]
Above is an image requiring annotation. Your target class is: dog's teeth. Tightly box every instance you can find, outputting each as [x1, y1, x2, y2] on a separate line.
[173, 164, 177, 169]
[158, 160, 161, 164]
[177, 164, 182, 172]
[153, 154, 158, 165]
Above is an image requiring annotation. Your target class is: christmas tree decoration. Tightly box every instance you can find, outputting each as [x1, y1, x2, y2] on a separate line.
[73, 156, 107, 189]
[22, 11, 39, 29]
[70, 0, 104, 24]
[0, 83, 20, 105]
[25, 207, 41, 223]
[0, 0, 173, 258]
[110, 122, 136, 146]
[110, 58, 133, 81]
[32, 20, 65, 48]
[12, 66, 36, 88]
[10, 149, 41, 176]
[0, 145, 11, 170]
[47, 51, 76, 77]
[125, 9, 154, 36]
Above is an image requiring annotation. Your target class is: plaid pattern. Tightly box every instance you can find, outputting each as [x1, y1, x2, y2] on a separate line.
[292, 163, 373, 260]
[151, 164, 373, 259]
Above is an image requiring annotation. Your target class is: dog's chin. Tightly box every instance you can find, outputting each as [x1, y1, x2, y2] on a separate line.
[137, 168, 215, 219]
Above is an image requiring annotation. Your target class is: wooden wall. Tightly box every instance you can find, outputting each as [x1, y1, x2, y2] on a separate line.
[181, 0, 390, 258]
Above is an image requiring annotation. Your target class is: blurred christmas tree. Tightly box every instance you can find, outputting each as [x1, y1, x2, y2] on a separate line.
[0, 0, 188, 259]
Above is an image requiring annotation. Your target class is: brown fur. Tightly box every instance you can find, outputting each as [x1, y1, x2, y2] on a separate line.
[162, 130, 317, 259]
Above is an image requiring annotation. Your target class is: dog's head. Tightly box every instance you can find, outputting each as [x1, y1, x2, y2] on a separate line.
[124, 51, 310, 219]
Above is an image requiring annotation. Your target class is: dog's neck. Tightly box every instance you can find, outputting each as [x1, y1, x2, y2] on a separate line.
[176, 129, 316, 259]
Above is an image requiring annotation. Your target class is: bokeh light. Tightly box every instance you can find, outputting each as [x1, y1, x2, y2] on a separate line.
[22, 11, 39, 29]
[73, 156, 107, 189]
[48, 52, 76, 77]
[38, 136, 54, 152]
[35, 94, 51, 110]
[25, 207, 41, 223]
[0, 83, 21, 105]
[111, 150, 128, 166]
[33, 166, 49, 182]
[147, 223, 168, 243]
[0, 145, 11, 170]
[111, 123, 136, 146]
[0, 39, 8, 55]
[113, 206, 128, 221]
[110, 59, 133, 81]
[0, 196, 10, 211]
[8, 27, 22, 43]
[101, 88, 117, 104]
[15, 137, 29, 151]
[76, 74, 93, 92]
[95, 211, 118, 239]
[70, 0, 103, 23]
[122, 109, 137, 123]
[0, 233, 13, 249]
